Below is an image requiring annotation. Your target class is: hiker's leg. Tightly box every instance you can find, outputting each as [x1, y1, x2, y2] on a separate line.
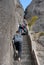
[14, 42, 18, 59]
[18, 42, 22, 58]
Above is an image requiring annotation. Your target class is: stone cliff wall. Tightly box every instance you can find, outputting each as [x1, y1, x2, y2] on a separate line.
[24, 0, 44, 46]
[0, 0, 24, 65]
[24, 0, 44, 32]
[25, 1, 44, 65]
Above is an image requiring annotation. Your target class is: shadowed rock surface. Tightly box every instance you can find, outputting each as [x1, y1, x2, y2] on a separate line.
[0, 0, 24, 65]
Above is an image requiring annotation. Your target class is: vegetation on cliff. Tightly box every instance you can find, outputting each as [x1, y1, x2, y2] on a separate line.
[28, 16, 38, 29]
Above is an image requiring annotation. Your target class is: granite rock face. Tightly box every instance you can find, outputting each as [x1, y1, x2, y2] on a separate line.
[24, 0, 44, 65]
[24, 0, 44, 44]
[0, 0, 24, 65]
[24, 0, 44, 32]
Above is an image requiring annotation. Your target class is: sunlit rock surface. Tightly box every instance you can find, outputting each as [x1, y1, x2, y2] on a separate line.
[24, 0, 44, 65]
[0, 0, 24, 65]
[24, 0, 44, 32]
[24, 0, 44, 43]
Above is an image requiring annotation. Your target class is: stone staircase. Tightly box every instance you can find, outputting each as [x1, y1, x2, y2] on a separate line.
[13, 35, 35, 65]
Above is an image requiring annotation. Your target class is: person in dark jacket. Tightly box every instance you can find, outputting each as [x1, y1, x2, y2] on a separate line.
[18, 24, 23, 34]
[12, 31, 23, 61]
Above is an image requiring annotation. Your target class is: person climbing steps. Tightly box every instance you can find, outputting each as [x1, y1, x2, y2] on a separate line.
[12, 30, 23, 61]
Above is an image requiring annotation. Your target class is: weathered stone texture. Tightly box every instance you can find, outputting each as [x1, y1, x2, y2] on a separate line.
[24, 0, 44, 32]
[0, 0, 24, 65]
[24, 0, 44, 65]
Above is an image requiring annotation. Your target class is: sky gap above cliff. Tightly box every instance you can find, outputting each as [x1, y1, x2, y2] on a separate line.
[20, 0, 32, 10]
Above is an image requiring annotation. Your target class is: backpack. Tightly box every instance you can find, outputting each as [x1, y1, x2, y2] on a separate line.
[13, 34, 23, 43]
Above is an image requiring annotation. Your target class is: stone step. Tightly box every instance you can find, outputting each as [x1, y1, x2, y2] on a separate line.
[22, 45, 29, 46]
[22, 50, 30, 52]
[22, 44, 31, 46]
[22, 48, 30, 50]
[23, 44, 30, 46]
[21, 55, 31, 60]
[22, 45, 30, 47]
[13, 36, 35, 65]
[22, 53, 31, 56]
[22, 46, 29, 48]
[22, 47, 30, 49]
[21, 61, 33, 65]
[22, 51, 30, 54]
[22, 44, 29, 46]
[23, 43, 29, 44]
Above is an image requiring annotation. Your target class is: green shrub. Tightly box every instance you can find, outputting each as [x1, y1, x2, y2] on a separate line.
[28, 16, 38, 28]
